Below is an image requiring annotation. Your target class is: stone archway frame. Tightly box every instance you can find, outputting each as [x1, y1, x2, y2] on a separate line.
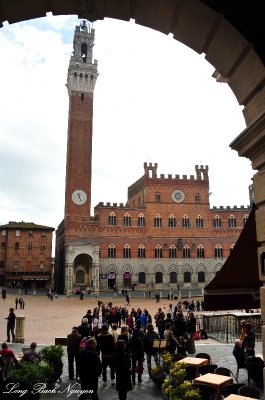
[2, 0, 265, 348]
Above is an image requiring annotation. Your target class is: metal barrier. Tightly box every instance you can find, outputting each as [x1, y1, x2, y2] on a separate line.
[202, 313, 262, 343]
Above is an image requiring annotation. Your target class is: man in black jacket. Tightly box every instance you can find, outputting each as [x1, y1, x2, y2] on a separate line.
[6, 308, 16, 342]
[67, 327, 81, 380]
[78, 337, 102, 400]
[77, 318, 91, 338]
[96, 324, 116, 385]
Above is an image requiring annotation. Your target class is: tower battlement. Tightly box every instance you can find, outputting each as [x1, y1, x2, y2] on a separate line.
[211, 205, 251, 211]
[143, 163, 209, 181]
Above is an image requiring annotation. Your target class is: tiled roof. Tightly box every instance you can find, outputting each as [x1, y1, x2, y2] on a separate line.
[0, 221, 54, 230]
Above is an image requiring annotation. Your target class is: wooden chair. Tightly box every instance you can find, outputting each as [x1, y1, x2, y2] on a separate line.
[214, 366, 238, 383]
[196, 352, 211, 364]
[172, 353, 185, 362]
[192, 383, 216, 400]
[220, 383, 244, 398]
[199, 363, 218, 375]
[233, 351, 247, 380]
[186, 365, 198, 382]
[238, 385, 261, 399]
[247, 362, 264, 387]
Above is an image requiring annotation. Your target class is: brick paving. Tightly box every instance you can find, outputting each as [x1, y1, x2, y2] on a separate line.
[0, 292, 263, 399]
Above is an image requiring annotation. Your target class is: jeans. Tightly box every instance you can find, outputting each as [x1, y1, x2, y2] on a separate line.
[146, 353, 159, 371]
[101, 356, 115, 381]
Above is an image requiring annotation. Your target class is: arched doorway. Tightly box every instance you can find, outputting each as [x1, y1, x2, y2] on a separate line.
[73, 253, 93, 289]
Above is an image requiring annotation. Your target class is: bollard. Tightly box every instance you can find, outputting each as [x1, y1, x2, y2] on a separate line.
[15, 316, 25, 343]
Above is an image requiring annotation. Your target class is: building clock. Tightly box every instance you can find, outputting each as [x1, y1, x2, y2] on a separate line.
[172, 189, 185, 203]
[72, 190, 87, 205]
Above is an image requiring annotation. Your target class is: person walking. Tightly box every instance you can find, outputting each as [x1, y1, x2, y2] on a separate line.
[129, 322, 144, 384]
[78, 337, 102, 400]
[113, 340, 133, 400]
[96, 324, 116, 385]
[5, 308, 16, 342]
[67, 327, 81, 380]
[143, 323, 159, 375]
[15, 298, 18, 309]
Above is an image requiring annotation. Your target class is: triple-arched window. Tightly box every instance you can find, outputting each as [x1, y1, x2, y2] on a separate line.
[154, 215, 162, 227]
[108, 213, 116, 225]
[123, 213, 131, 226]
[168, 214, 176, 227]
[155, 245, 163, 258]
[123, 244, 131, 258]
[215, 244, 223, 258]
[228, 215, 236, 228]
[138, 245, 146, 258]
[197, 245, 205, 258]
[183, 245, 190, 258]
[108, 244, 116, 258]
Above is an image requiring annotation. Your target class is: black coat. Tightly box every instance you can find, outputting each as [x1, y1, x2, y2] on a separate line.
[78, 347, 102, 387]
[113, 351, 132, 392]
[77, 323, 91, 338]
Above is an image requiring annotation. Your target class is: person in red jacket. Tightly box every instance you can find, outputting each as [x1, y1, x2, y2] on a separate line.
[0, 342, 18, 365]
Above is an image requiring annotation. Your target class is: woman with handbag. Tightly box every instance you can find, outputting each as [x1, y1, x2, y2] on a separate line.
[164, 322, 178, 354]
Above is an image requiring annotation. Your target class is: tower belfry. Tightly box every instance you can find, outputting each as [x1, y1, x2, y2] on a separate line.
[66, 20, 98, 94]
[64, 20, 98, 222]
[60, 21, 100, 295]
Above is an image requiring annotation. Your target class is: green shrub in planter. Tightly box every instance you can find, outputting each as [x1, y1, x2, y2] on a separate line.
[40, 345, 64, 366]
[8, 360, 53, 387]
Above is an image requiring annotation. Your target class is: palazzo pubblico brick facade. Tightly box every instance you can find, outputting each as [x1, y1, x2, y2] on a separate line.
[54, 22, 250, 295]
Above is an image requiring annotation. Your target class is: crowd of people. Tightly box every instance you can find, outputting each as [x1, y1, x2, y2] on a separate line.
[65, 299, 201, 400]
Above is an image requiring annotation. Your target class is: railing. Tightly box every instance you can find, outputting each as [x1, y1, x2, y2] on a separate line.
[201, 313, 262, 343]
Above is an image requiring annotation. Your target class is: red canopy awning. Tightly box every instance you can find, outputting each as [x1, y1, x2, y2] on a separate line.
[204, 206, 262, 311]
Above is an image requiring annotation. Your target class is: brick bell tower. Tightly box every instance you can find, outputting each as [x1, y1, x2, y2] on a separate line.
[60, 20, 100, 295]
[65, 20, 98, 223]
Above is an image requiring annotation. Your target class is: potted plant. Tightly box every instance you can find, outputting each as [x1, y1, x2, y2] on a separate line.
[150, 364, 167, 387]
[6, 360, 53, 400]
[162, 362, 201, 400]
[40, 345, 64, 386]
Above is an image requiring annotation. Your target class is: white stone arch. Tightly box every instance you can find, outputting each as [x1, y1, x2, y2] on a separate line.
[121, 264, 133, 274]
[106, 264, 118, 274]
[154, 264, 165, 273]
[182, 264, 192, 273]
[196, 264, 207, 273]
[137, 264, 147, 273]
[168, 264, 179, 273]
[213, 263, 223, 273]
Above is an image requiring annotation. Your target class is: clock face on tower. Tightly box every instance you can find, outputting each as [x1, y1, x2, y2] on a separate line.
[72, 190, 87, 205]
[172, 189, 185, 203]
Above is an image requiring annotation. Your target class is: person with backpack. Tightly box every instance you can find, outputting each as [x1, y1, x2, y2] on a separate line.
[143, 323, 159, 375]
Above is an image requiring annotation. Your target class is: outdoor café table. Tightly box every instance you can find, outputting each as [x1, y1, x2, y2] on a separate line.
[194, 372, 233, 399]
[177, 356, 208, 377]
[225, 395, 260, 400]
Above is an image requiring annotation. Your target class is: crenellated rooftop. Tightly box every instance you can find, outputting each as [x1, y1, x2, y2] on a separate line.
[142, 163, 209, 181]
[211, 205, 251, 211]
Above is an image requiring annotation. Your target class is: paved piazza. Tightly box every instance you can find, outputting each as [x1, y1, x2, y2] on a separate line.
[0, 293, 186, 344]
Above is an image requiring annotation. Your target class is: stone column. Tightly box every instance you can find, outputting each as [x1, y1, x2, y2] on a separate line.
[65, 263, 73, 296]
[15, 316, 25, 343]
[92, 261, 100, 293]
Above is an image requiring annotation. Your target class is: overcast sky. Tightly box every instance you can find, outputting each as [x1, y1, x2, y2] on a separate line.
[0, 14, 254, 235]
